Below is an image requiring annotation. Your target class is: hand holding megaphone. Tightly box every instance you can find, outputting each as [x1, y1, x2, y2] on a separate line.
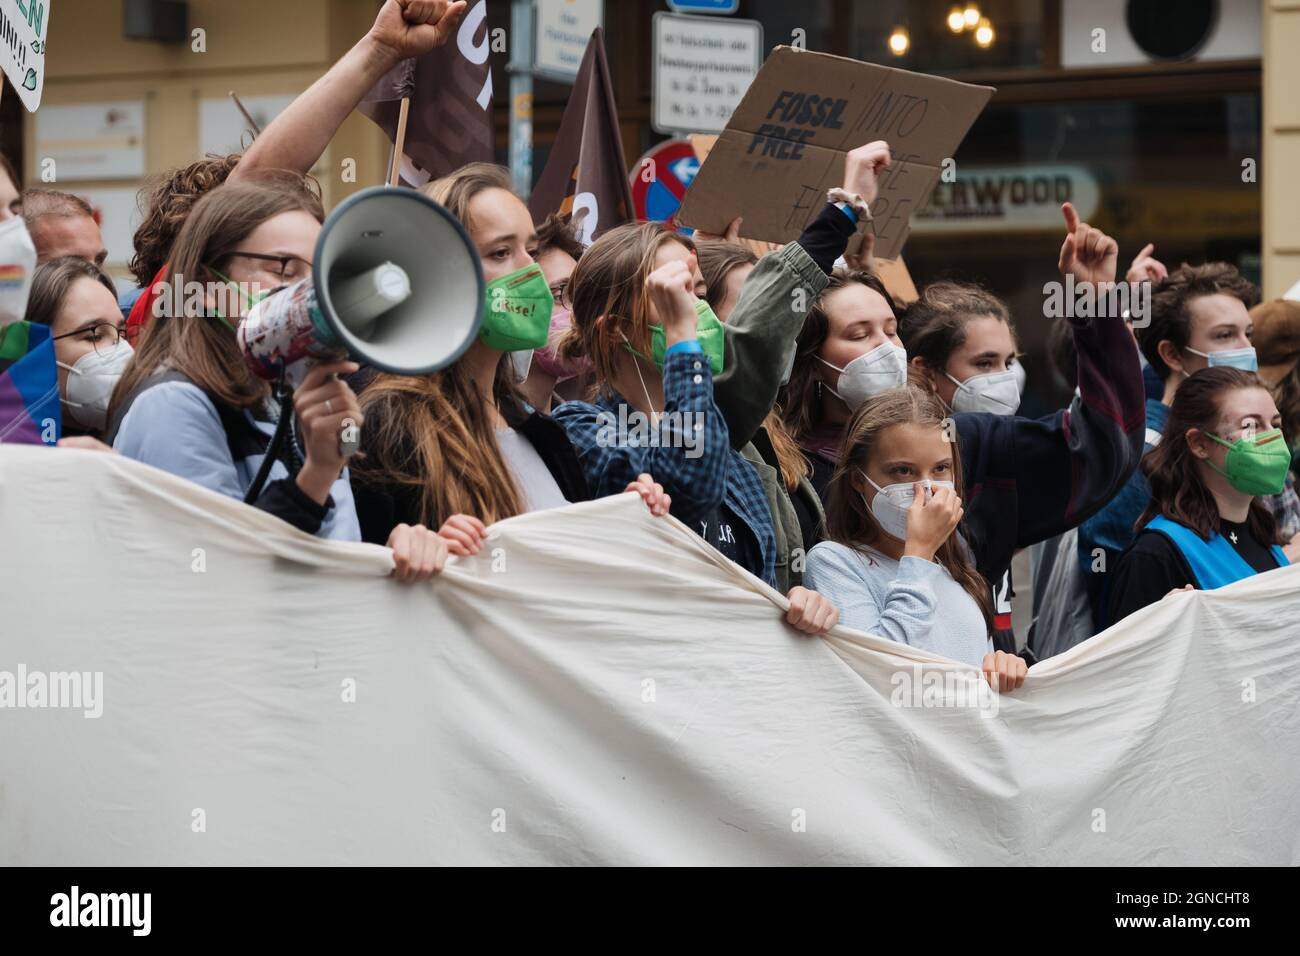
[293, 361, 365, 493]
[237, 277, 368, 460]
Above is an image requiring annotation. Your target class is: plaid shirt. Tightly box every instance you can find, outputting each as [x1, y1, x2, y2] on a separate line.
[1267, 470, 1300, 543]
[552, 350, 777, 586]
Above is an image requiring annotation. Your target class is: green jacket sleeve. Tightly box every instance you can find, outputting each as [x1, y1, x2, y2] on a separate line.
[713, 241, 829, 451]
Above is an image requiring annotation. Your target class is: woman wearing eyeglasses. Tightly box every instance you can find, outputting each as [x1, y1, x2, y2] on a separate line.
[106, 173, 450, 581]
[26, 256, 132, 438]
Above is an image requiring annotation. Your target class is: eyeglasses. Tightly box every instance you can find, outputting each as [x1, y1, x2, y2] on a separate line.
[52, 322, 126, 356]
[225, 250, 314, 280]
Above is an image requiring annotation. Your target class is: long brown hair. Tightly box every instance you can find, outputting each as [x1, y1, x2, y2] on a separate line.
[1139, 366, 1281, 543]
[825, 385, 995, 634]
[360, 162, 527, 527]
[781, 270, 898, 446]
[558, 221, 693, 389]
[359, 362, 524, 526]
[110, 173, 324, 418]
[697, 239, 809, 491]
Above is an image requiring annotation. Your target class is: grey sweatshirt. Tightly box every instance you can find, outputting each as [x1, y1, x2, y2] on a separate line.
[804, 540, 993, 666]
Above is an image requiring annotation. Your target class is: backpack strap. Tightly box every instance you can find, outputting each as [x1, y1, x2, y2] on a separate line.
[106, 371, 294, 475]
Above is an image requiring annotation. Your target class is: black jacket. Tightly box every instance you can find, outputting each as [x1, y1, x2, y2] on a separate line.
[350, 392, 590, 544]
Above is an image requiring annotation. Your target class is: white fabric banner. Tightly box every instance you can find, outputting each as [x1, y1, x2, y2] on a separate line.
[2, 445, 1298, 865]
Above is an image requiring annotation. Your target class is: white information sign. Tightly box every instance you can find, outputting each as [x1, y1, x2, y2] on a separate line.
[34, 100, 146, 181]
[652, 12, 762, 135]
[535, 0, 603, 81]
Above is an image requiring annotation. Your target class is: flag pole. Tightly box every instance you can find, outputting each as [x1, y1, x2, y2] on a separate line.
[389, 97, 411, 187]
[228, 92, 262, 137]
[508, 0, 535, 198]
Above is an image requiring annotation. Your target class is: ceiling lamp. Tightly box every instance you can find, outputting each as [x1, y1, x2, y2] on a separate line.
[888, 26, 910, 56]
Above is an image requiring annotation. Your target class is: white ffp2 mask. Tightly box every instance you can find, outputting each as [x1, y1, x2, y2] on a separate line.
[507, 348, 533, 386]
[946, 368, 1021, 416]
[818, 342, 908, 408]
[861, 472, 956, 541]
[58, 339, 134, 431]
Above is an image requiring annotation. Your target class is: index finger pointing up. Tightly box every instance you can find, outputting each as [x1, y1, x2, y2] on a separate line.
[1061, 201, 1080, 234]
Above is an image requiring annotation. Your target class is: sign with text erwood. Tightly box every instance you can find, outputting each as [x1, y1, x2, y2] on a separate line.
[652, 11, 762, 135]
[677, 47, 994, 260]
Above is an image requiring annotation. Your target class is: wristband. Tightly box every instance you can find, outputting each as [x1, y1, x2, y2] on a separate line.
[828, 188, 874, 267]
[827, 187, 873, 223]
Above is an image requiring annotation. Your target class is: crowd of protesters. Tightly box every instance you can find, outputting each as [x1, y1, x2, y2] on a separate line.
[4, 0, 1297, 690]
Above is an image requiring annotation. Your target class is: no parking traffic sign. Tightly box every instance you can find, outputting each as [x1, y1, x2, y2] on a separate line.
[629, 138, 699, 224]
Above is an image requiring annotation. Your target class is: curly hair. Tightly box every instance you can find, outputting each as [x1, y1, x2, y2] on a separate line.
[128, 154, 243, 286]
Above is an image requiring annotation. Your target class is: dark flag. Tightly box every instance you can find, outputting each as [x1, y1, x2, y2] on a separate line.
[359, 0, 495, 187]
[528, 27, 634, 246]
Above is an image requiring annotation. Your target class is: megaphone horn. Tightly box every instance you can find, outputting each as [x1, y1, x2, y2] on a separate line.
[238, 186, 485, 387]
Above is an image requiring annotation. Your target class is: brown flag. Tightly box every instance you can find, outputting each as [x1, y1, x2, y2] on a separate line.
[528, 27, 634, 246]
[359, 0, 496, 187]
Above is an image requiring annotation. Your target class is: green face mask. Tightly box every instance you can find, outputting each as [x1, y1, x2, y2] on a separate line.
[1206, 427, 1291, 496]
[207, 266, 279, 333]
[480, 263, 554, 352]
[633, 299, 726, 375]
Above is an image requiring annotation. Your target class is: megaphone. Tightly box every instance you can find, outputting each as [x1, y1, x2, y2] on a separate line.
[237, 186, 484, 387]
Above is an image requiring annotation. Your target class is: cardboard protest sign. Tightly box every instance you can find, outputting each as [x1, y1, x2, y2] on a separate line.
[0, 0, 49, 112]
[678, 47, 994, 261]
[687, 133, 780, 258]
[688, 131, 918, 304]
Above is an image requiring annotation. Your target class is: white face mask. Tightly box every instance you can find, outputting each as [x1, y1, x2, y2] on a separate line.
[507, 348, 533, 386]
[0, 215, 37, 325]
[57, 339, 134, 431]
[946, 368, 1021, 416]
[818, 341, 908, 407]
[860, 471, 956, 542]
[1011, 359, 1026, 396]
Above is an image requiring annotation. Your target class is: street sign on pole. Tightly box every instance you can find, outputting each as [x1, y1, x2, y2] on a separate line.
[629, 139, 698, 223]
[508, 0, 534, 196]
[652, 12, 762, 135]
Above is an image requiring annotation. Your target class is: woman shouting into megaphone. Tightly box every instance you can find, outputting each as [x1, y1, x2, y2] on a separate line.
[107, 175, 453, 582]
